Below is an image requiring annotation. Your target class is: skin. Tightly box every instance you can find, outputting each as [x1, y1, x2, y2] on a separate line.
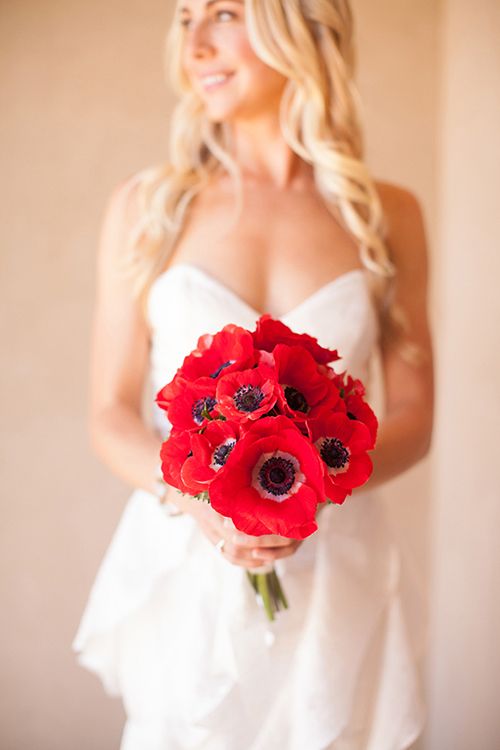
[89, 0, 434, 570]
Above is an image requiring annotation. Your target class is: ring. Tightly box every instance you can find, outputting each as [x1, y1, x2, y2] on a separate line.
[215, 538, 225, 554]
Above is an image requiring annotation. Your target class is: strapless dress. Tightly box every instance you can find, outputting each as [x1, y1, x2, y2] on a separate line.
[73, 262, 426, 750]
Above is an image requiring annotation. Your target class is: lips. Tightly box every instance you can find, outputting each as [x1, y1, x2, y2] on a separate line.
[198, 71, 235, 91]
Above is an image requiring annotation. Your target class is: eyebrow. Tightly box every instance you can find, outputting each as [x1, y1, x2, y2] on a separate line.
[179, 0, 243, 12]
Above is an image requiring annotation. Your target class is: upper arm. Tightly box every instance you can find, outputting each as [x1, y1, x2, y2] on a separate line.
[377, 183, 435, 429]
[89, 174, 150, 425]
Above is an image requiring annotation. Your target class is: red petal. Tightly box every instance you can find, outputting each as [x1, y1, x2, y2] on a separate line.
[331, 452, 373, 489]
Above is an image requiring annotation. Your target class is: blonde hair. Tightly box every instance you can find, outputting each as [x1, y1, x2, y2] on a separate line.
[124, 0, 420, 361]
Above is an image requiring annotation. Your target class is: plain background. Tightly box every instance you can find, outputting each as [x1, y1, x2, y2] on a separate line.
[1, 0, 499, 748]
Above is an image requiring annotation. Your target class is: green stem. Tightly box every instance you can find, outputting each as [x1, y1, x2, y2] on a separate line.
[246, 571, 259, 594]
[267, 569, 281, 610]
[257, 573, 275, 621]
[246, 567, 289, 621]
[271, 569, 289, 610]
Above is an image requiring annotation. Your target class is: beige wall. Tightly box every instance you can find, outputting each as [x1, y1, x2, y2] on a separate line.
[425, 0, 500, 747]
[0, 2, 176, 747]
[1, 1, 497, 748]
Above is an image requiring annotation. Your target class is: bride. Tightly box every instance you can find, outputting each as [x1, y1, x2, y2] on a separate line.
[74, 1, 434, 748]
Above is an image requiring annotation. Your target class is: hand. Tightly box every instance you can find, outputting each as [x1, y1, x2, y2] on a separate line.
[225, 528, 303, 569]
[167, 486, 303, 570]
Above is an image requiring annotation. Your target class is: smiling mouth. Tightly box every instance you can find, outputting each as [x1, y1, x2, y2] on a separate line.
[199, 72, 235, 91]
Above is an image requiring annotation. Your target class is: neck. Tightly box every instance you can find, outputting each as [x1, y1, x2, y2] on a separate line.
[226, 114, 312, 190]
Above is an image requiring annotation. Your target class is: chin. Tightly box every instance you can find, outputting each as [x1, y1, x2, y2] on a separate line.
[204, 108, 232, 123]
[203, 100, 266, 125]
[203, 104, 240, 124]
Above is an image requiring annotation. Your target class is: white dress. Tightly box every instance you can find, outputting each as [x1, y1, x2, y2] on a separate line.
[73, 262, 426, 750]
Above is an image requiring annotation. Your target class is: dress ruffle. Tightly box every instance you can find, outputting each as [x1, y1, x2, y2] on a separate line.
[73, 490, 197, 694]
[73, 488, 425, 749]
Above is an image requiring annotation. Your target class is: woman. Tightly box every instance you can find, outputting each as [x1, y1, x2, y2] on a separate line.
[74, 1, 434, 748]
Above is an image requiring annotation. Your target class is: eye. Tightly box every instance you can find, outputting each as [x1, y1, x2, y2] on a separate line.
[215, 10, 236, 22]
[179, 7, 237, 30]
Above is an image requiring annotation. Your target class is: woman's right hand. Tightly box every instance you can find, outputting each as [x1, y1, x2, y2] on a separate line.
[165, 486, 303, 570]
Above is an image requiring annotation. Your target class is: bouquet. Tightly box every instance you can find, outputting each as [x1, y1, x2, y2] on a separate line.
[156, 315, 378, 621]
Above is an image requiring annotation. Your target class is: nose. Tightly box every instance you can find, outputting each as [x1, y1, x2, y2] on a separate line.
[184, 19, 216, 61]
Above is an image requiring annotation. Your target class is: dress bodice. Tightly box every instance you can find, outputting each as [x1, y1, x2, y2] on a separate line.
[147, 262, 380, 436]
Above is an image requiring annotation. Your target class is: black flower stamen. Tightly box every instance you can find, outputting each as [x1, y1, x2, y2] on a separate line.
[258, 456, 295, 496]
[233, 384, 265, 413]
[284, 385, 309, 413]
[213, 439, 236, 467]
[320, 437, 349, 470]
[210, 359, 235, 378]
[192, 395, 217, 425]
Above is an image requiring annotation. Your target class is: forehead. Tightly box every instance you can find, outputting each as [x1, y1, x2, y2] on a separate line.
[178, 0, 244, 11]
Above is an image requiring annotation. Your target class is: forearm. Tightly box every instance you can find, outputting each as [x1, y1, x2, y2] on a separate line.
[362, 402, 433, 491]
[89, 403, 163, 495]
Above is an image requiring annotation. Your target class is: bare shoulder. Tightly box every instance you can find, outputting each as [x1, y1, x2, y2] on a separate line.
[98, 164, 168, 271]
[103, 164, 163, 232]
[99, 171, 143, 255]
[374, 179, 429, 277]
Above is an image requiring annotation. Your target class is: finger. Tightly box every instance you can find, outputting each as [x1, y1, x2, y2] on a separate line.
[231, 532, 292, 549]
[220, 539, 271, 569]
[205, 524, 228, 551]
[206, 519, 300, 568]
[250, 541, 302, 562]
[202, 521, 265, 568]
[212, 531, 283, 569]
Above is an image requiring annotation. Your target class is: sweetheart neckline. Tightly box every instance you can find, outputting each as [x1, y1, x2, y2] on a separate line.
[149, 262, 368, 321]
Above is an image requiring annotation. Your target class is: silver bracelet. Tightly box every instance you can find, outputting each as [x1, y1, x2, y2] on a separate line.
[154, 465, 183, 517]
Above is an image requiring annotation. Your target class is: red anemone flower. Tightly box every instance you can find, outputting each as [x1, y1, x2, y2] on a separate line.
[160, 429, 205, 494]
[272, 344, 341, 422]
[156, 373, 187, 414]
[167, 377, 219, 431]
[181, 420, 239, 488]
[209, 416, 326, 539]
[179, 324, 256, 381]
[309, 412, 373, 503]
[343, 375, 366, 398]
[252, 314, 340, 365]
[215, 364, 280, 423]
[343, 394, 378, 448]
[329, 373, 377, 447]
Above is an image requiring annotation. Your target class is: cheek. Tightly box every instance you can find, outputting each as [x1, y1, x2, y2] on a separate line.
[238, 46, 287, 98]
[249, 64, 287, 103]
[219, 29, 286, 91]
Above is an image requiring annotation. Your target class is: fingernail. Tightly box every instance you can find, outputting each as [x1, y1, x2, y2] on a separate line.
[233, 533, 246, 544]
[252, 549, 265, 559]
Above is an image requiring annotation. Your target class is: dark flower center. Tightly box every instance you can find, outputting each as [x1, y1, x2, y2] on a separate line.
[258, 456, 295, 496]
[284, 385, 308, 413]
[192, 395, 217, 425]
[213, 439, 236, 467]
[233, 384, 265, 412]
[320, 437, 349, 470]
[210, 359, 234, 378]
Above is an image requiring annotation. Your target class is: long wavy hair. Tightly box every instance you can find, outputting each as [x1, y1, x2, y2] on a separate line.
[123, 0, 418, 359]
